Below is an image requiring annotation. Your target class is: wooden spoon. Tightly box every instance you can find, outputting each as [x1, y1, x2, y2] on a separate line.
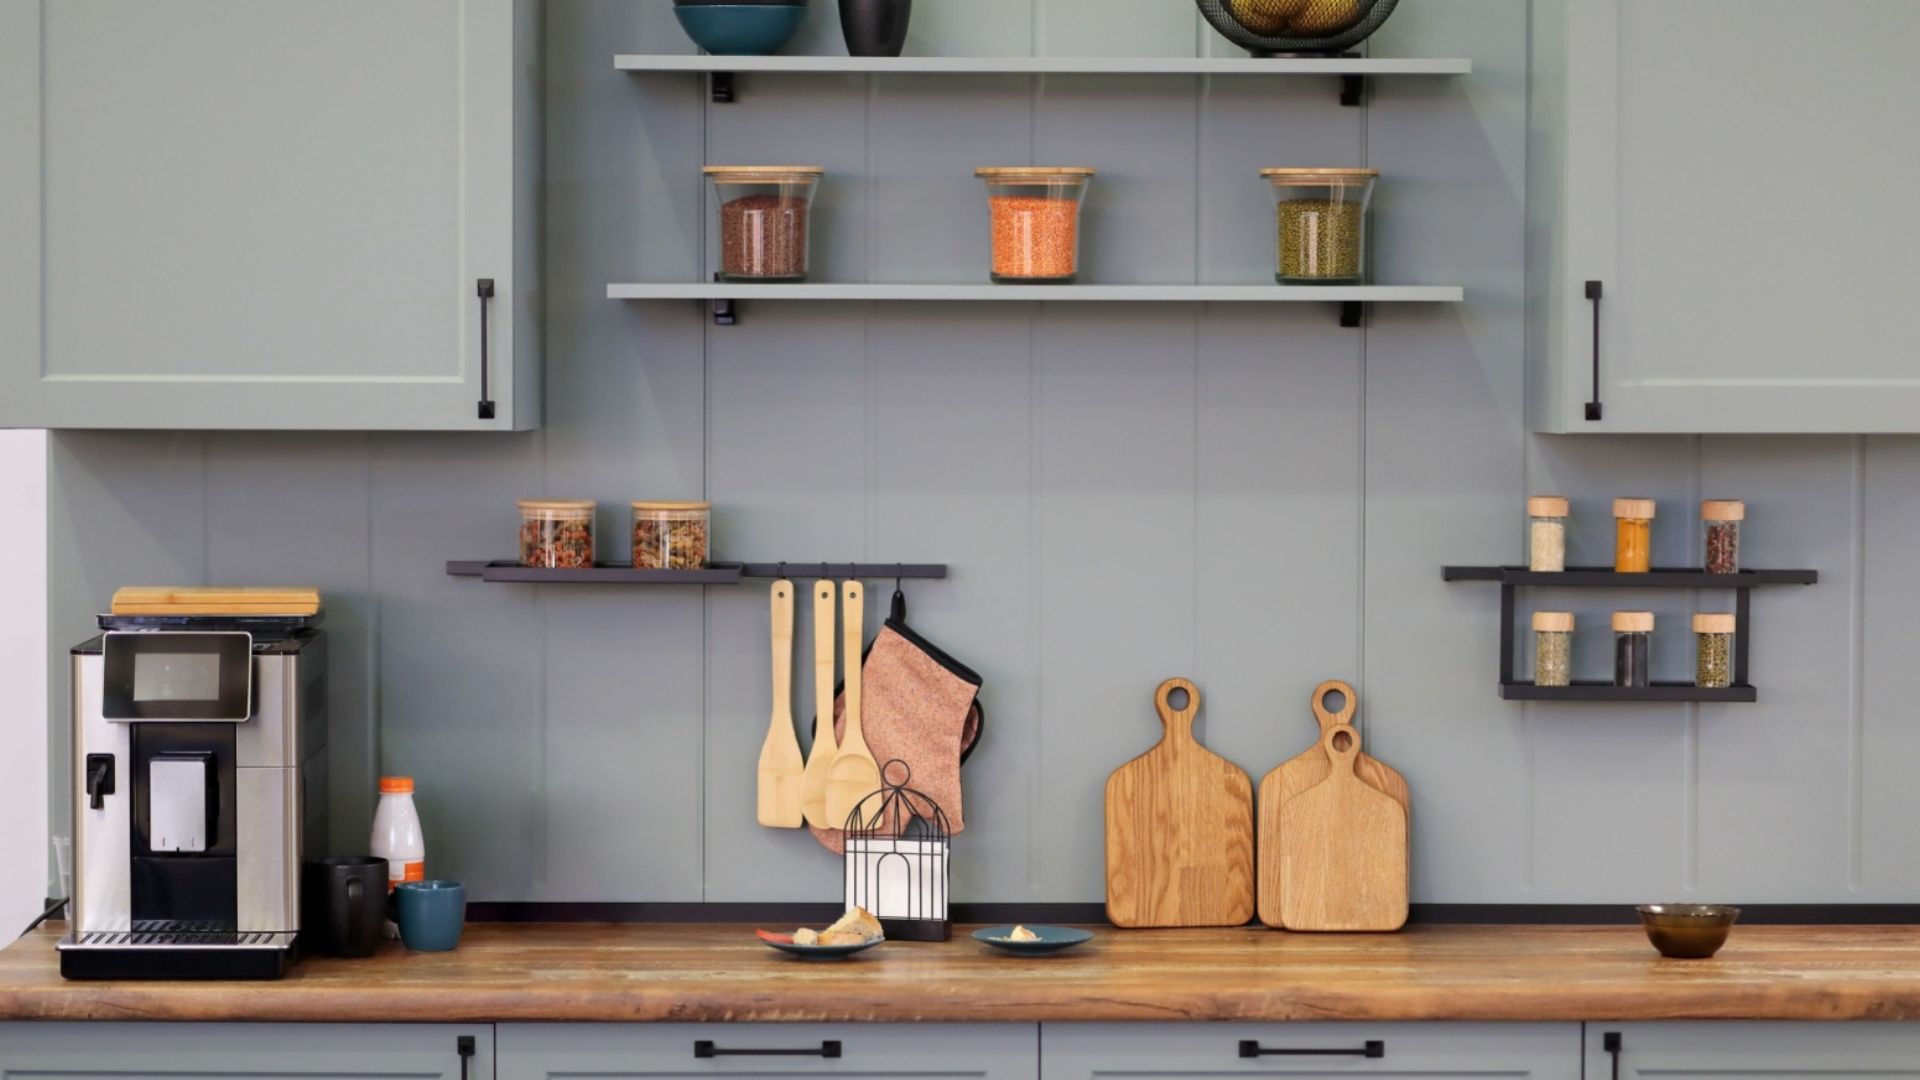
[799, 579, 839, 828]
[826, 580, 881, 827]
[755, 579, 803, 828]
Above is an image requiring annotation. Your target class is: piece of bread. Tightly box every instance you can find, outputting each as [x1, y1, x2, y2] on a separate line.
[792, 927, 819, 946]
[1008, 925, 1039, 942]
[823, 906, 883, 942]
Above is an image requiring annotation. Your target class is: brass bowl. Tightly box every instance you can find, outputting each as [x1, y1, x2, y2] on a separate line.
[1636, 904, 1739, 959]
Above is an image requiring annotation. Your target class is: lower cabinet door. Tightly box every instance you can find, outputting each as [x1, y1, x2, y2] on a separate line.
[1043, 1022, 1581, 1078]
[1589, 1022, 1920, 1077]
[497, 1023, 1036, 1080]
[0, 1022, 493, 1079]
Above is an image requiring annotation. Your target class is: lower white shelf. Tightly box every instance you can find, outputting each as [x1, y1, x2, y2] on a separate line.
[607, 282, 1464, 303]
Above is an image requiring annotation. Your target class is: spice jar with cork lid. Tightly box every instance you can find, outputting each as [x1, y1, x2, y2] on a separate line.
[1613, 498, 1656, 573]
[1702, 500, 1744, 574]
[1694, 613, 1736, 688]
[1527, 496, 1569, 572]
[975, 167, 1095, 284]
[1532, 611, 1574, 687]
[1613, 610, 1654, 687]
[1260, 168, 1378, 284]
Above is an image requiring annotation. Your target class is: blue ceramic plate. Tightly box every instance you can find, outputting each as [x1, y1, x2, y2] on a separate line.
[760, 933, 885, 960]
[672, 5, 808, 55]
[972, 926, 1095, 955]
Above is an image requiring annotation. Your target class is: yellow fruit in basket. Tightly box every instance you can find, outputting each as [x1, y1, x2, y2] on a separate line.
[1228, 0, 1309, 35]
[1289, 0, 1362, 34]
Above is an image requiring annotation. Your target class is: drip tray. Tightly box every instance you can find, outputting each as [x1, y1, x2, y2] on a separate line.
[58, 921, 297, 980]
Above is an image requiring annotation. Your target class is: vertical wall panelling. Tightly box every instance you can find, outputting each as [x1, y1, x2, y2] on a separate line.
[1859, 437, 1920, 899]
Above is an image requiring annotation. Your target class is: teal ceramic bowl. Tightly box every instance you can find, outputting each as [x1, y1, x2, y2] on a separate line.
[672, 5, 808, 55]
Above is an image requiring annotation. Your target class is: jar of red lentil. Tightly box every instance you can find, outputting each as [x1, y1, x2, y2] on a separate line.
[974, 167, 1095, 284]
[1261, 168, 1378, 284]
[705, 166, 823, 281]
[630, 501, 711, 571]
[519, 499, 595, 569]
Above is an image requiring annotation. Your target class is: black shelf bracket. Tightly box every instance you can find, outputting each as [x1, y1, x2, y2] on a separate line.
[711, 271, 738, 325]
[710, 72, 734, 103]
[1340, 300, 1365, 328]
[1340, 74, 1367, 106]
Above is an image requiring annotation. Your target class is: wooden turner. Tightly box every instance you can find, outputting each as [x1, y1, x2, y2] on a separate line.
[1277, 723, 1408, 932]
[826, 581, 881, 826]
[799, 580, 840, 828]
[755, 579, 803, 828]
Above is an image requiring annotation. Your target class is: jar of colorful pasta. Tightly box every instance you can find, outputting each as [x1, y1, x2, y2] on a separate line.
[519, 499, 595, 569]
[631, 501, 711, 570]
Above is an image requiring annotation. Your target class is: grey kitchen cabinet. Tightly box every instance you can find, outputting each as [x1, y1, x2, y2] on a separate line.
[496, 1023, 1037, 1080]
[0, 0, 541, 431]
[1041, 1022, 1581, 1078]
[1588, 1022, 1920, 1077]
[1527, 0, 1920, 433]
[0, 1022, 494, 1078]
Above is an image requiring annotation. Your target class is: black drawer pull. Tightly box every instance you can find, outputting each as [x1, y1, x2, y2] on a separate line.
[1603, 1031, 1622, 1080]
[477, 278, 497, 421]
[1240, 1039, 1384, 1059]
[695, 1040, 842, 1059]
[456, 1034, 475, 1080]
[1584, 279, 1604, 421]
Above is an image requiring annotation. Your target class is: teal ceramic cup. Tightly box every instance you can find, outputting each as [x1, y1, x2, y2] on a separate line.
[392, 879, 466, 952]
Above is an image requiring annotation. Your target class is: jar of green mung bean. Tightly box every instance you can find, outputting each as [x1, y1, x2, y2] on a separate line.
[1260, 167, 1378, 284]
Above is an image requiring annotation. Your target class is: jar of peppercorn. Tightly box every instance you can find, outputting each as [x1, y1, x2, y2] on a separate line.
[1693, 612, 1736, 689]
[519, 499, 595, 569]
[631, 501, 711, 571]
[975, 167, 1095, 284]
[1702, 500, 1744, 574]
[1613, 498, 1656, 573]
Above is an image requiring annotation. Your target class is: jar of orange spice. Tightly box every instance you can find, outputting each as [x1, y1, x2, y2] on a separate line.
[975, 167, 1095, 283]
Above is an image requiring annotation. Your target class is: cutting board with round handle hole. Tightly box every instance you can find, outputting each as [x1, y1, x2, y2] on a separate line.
[1277, 723, 1408, 932]
[1104, 677, 1255, 928]
[1257, 679, 1409, 927]
[755, 579, 804, 828]
[799, 580, 840, 829]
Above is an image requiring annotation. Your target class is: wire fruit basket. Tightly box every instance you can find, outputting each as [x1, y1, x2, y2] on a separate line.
[1195, 0, 1400, 56]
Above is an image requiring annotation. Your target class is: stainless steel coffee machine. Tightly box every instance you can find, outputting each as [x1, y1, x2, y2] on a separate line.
[59, 616, 327, 979]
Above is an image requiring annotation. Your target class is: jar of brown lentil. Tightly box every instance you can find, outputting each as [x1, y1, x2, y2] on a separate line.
[1613, 498, 1655, 573]
[1702, 499, 1744, 574]
[705, 166, 823, 281]
[519, 499, 595, 569]
[631, 501, 710, 571]
[1260, 168, 1378, 284]
[975, 167, 1095, 283]
[1693, 613, 1736, 688]
[1532, 611, 1574, 687]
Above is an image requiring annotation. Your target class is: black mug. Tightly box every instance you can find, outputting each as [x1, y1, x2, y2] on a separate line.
[302, 856, 388, 958]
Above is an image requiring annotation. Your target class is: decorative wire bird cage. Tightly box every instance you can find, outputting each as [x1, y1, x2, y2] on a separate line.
[843, 759, 951, 942]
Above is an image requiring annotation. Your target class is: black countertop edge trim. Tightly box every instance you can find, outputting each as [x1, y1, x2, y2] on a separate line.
[465, 902, 1920, 926]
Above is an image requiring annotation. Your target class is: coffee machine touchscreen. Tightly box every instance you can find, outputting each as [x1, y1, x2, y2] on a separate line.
[102, 632, 252, 721]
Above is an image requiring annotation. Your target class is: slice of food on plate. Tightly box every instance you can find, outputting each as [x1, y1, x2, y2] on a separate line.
[756, 907, 885, 958]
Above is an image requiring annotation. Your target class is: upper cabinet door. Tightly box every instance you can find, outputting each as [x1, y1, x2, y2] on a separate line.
[1528, 0, 1920, 433]
[0, 0, 540, 431]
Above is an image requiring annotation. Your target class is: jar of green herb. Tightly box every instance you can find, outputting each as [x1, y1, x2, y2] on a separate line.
[1694, 612, 1736, 689]
[1260, 168, 1378, 284]
[1532, 611, 1574, 687]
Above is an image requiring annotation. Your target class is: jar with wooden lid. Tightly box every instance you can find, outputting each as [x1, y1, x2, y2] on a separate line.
[1613, 610, 1654, 687]
[1532, 611, 1574, 687]
[1613, 498, 1656, 573]
[1693, 613, 1736, 688]
[1260, 168, 1378, 284]
[706, 166, 824, 281]
[631, 501, 710, 570]
[519, 500, 595, 569]
[1702, 500, 1744, 574]
[975, 167, 1095, 283]
[1527, 496, 1569, 572]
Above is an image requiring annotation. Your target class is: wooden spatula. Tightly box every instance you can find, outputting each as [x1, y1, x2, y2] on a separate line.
[1277, 723, 1408, 932]
[756, 579, 803, 828]
[826, 581, 881, 827]
[799, 579, 840, 828]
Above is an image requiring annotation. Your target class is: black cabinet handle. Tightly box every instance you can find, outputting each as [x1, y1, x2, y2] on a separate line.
[1584, 279, 1604, 421]
[1603, 1031, 1621, 1080]
[457, 1034, 475, 1080]
[476, 278, 497, 421]
[695, 1040, 842, 1059]
[1239, 1039, 1384, 1059]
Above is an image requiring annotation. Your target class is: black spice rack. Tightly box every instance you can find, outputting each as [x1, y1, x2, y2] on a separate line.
[1441, 566, 1818, 703]
[446, 561, 947, 586]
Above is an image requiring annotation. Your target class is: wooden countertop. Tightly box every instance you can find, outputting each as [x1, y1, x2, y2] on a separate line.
[5, 922, 1920, 1023]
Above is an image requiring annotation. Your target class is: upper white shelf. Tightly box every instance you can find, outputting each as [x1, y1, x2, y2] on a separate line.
[614, 55, 1473, 76]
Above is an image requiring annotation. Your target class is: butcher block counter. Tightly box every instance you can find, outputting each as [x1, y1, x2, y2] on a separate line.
[4, 922, 1920, 1023]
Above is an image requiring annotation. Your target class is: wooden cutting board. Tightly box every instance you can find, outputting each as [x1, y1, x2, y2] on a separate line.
[1104, 677, 1255, 928]
[1257, 679, 1409, 927]
[111, 586, 320, 616]
[1277, 723, 1408, 932]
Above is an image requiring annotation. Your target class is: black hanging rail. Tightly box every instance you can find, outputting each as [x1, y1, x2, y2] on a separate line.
[446, 561, 946, 585]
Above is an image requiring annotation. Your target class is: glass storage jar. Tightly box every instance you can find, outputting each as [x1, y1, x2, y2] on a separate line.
[631, 501, 711, 570]
[519, 499, 595, 569]
[1527, 496, 1570, 572]
[1260, 167, 1378, 284]
[706, 166, 823, 281]
[1613, 498, 1656, 573]
[1613, 610, 1654, 688]
[1532, 611, 1574, 687]
[1702, 499, 1744, 574]
[1694, 613, 1736, 688]
[975, 167, 1095, 283]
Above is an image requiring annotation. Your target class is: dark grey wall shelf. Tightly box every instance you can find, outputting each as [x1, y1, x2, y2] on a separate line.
[1443, 564, 1817, 704]
[447, 560, 947, 585]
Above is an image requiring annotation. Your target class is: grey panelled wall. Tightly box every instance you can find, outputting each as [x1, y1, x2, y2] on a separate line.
[38, 1, 1904, 904]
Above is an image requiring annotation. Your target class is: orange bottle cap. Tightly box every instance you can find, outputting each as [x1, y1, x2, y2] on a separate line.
[379, 776, 414, 794]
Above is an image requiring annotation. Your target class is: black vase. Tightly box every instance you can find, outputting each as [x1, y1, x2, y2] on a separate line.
[839, 0, 911, 57]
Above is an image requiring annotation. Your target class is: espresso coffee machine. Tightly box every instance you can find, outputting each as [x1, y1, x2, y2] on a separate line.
[59, 615, 327, 979]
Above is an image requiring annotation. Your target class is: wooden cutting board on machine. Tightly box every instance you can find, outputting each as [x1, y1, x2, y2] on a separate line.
[111, 586, 321, 616]
[1104, 677, 1255, 928]
[1277, 723, 1408, 932]
[1257, 679, 1409, 928]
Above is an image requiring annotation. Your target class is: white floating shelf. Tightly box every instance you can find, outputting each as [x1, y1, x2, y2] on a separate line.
[609, 283, 1463, 302]
[614, 55, 1472, 76]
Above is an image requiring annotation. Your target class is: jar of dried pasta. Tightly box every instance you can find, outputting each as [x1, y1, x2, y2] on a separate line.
[1527, 496, 1569, 572]
[1694, 613, 1736, 688]
[519, 499, 595, 569]
[1702, 500, 1744, 574]
[1613, 498, 1655, 573]
[1261, 167, 1378, 284]
[1532, 611, 1574, 687]
[631, 501, 711, 570]
[975, 167, 1095, 283]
